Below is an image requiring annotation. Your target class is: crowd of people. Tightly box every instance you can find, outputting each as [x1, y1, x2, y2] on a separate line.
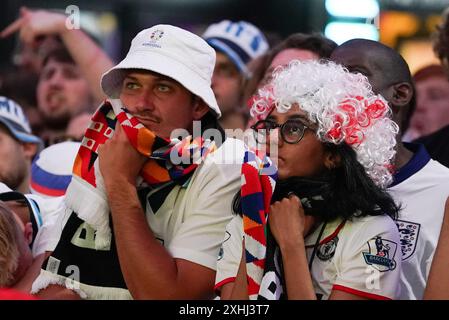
[1, 5, 449, 300]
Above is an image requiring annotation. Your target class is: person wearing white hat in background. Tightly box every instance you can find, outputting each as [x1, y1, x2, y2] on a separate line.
[32, 24, 245, 300]
[203, 20, 269, 131]
[0, 96, 42, 194]
[30, 141, 81, 198]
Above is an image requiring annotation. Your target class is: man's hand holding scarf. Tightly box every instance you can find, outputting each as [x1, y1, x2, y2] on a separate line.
[98, 123, 147, 189]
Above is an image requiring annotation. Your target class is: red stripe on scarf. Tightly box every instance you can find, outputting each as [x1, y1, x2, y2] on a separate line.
[241, 149, 277, 299]
[241, 164, 263, 197]
[247, 274, 262, 296]
[245, 222, 267, 246]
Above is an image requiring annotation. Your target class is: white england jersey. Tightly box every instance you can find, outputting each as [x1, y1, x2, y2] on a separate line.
[388, 143, 449, 300]
[215, 214, 244, 293]
[215, 214, 402, 300]
[304, 216, 401, 300]
[144, 137, 245, 271]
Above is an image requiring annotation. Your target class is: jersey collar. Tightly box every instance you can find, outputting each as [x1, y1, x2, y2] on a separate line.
[389, 143, 430, 187]
[305, 218, 346, 248]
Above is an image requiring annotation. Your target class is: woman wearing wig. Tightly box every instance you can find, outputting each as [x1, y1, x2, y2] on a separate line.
[215, 60, 402, 300]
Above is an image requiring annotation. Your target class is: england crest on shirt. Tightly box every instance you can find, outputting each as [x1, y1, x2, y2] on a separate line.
[362, 236, 398, 272]
[395, 219, 420, 260]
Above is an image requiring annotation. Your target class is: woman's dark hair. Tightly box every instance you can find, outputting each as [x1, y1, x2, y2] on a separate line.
[319, 143, 399, 220]
[233, 142, 399, 221]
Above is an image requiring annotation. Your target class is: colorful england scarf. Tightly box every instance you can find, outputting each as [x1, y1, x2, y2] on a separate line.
[240, 149, 277, 299]
[65, 99, 217, 250]
[32, 99, 218, 299]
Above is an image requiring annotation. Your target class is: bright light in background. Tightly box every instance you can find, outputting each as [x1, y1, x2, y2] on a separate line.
[325, 0, 379, 19]
[325, 22, 379, 44]
[324, 0, 380, 45]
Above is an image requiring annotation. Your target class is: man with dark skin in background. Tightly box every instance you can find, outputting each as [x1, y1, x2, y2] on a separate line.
[331, 38, 449, 300]
[331, 39, 415, 169]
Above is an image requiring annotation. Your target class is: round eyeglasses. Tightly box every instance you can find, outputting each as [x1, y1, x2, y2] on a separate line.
[251, 119, 310, 144]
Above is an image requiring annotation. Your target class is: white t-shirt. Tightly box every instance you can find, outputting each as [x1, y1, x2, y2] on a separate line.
[0, 182, 64, 258]
[144, 137, 245, 270]
[388, 143, 449, 300]
[304, 215, 401, 300]
[26, 194, 65, 257]
[215, 214, 244, 291]
[215, 214, 402, 300]
[46, 138, 245, 273]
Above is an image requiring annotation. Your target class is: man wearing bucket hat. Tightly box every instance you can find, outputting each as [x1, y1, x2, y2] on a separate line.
[0, 96, 42, 194]
[32, 24, 245, 300]
[203, 20, 269, 130]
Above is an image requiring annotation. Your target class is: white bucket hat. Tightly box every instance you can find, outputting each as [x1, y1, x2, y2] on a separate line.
[101, 24, 221, 118]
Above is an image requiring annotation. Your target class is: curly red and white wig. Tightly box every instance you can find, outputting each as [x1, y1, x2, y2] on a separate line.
[249, 59, 399, 188]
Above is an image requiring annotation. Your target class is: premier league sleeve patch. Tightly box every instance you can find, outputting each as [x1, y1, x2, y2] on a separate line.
[362, 236, 398, 272]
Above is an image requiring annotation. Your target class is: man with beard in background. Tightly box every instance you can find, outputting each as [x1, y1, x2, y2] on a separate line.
[1, 7, 112, 143]
[36, 47, 95, 146]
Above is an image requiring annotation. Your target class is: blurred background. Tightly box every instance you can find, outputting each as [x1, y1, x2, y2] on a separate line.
[1, 0, 449, 73]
